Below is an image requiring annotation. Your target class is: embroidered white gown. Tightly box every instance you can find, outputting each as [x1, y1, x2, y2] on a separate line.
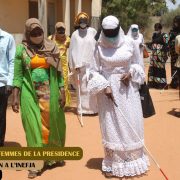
[69, 27, 98, 114]
[88, 28, 150, 177]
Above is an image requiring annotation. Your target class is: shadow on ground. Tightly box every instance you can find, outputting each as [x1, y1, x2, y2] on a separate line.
[167, 108, 180, 118]
[86, 158, 102, 170]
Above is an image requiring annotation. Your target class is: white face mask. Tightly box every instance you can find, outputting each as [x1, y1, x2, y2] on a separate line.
[132, 31, 138, 37]
[106, 36, 117, 43]
[30, 35, 43, 45]
[79, 23, 87, 29]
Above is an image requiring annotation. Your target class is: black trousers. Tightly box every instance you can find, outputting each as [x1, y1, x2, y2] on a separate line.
[0, 86, 9, 146]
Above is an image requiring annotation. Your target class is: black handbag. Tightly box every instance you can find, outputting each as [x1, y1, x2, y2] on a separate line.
[139, 83, 155, 118]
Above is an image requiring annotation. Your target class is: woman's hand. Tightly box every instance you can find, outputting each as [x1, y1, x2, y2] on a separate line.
[104, 86, 118, 107]
[59, 87, 66, 109]
[12, 88, 20, 113]
[139, 43, 145, 48]
[104, 86, 114, 100]
[121, 72, 131, 86]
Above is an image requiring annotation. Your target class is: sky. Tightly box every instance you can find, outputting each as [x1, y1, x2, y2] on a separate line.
[166, 0, 180, 9]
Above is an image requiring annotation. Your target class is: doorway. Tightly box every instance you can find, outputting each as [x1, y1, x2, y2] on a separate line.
[29, 0, 38, 18]
[47, 2, 56, 35]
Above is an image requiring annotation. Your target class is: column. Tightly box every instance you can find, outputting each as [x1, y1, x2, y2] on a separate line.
[63, 0, 70, 35]
[91, 0, 102, 30]
[75, 0, 82, 15]
[38, 0, 47, 36]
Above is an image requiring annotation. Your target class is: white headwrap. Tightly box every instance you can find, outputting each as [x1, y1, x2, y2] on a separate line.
[127, 24, 140, 40]
[98, 15, 125, 48]
[102, 15, 119, 29]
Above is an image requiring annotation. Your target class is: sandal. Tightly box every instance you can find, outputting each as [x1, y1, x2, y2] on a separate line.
[28, 170, 40, 179]
[45, 160, 65, 170]
[103, 172, 114, 178]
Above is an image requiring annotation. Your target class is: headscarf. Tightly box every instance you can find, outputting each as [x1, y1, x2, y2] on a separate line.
[22, 18, 59, 60]
[127, 24, 140, 40]
[74, 12, 89, 28]
[54, 22, 66, 42]
[55, 22, 66, 30]
[98, 15, 125, 48]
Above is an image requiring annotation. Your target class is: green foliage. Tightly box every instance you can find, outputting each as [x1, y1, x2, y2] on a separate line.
[161, 7, 180, 28]
[102, 0, 150, 32]
[151, 2, 168, 16]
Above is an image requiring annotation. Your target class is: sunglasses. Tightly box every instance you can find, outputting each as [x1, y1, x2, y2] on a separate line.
[79, 18, 88, 24]
[57, 27, 65, 34]
[30, 28, 43, 37]
[102, 25, 120, 38]
[132, 28, 138, 32]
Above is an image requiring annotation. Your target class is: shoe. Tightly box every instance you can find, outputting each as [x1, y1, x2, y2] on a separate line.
[45, 160, 65, 170]
[103, 172, 114, 178]
[28, 170, 40, 179]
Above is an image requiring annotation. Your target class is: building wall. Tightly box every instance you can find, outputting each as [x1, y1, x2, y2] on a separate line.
[0, 0, 102, 42]
[82, 0, 92, 18]
[91, 0, 102, 30]
[70, 0, 76, 34]
[56, 0, 63, 22]
[91, 0, 102, 17]
[0, 0, 28, 33]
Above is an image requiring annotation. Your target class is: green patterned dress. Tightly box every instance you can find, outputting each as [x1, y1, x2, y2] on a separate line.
[13, 44, 66, 148]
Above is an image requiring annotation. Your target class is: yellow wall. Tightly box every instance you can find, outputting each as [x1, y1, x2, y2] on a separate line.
[0, 0, 28, 33]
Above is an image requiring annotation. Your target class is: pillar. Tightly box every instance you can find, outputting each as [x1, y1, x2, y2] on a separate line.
[38, 0, 47, 36]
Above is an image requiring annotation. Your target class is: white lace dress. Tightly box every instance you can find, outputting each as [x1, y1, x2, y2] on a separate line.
[88, 33, 150, 177]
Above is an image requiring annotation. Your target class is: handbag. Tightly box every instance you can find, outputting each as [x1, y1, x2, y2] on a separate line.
[139, 82, 155, 118]
[143, 47, 149, 58]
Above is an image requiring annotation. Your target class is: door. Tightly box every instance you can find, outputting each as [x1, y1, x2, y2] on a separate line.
[48, 2, 56, 35]
[29, 0, 38, 18]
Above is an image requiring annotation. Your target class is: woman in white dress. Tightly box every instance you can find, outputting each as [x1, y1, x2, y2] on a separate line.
[127, 24, 145, 68]
[69, 12, 98, 115]
[88, 16, 149, 178]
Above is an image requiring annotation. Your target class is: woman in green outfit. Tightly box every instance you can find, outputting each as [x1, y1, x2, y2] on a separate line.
[12, 18, 66, 178]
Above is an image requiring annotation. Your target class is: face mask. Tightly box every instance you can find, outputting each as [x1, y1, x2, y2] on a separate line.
[80, 23, 87, 29]
[30, 35, 43, 45]
[132, 32, 138, 37]
[57, 27, 65, 35]
[106, 36, 117, 43]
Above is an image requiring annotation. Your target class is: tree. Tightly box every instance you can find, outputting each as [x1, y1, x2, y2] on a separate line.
[161, 7, 180, 28]
[102, 0, 151, 32]
[101, 0, 176, 32]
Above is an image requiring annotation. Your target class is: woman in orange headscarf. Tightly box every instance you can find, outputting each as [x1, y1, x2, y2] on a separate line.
[69, 12, 98, 115]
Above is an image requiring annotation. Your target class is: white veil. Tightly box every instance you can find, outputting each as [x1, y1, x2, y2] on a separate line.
[127, 24, 140, 40]
[98, 15, 125, 48]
